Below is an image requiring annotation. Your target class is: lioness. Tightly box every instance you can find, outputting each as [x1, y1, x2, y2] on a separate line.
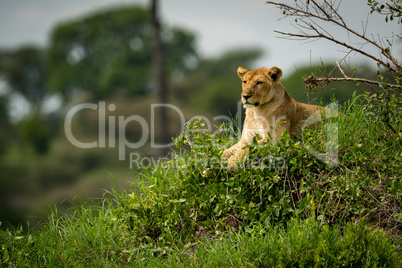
[222, 66, 321, 171]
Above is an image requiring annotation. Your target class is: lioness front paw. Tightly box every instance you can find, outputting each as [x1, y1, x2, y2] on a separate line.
[227, 163, 237, 173]
[222, 148, 233, 159]
[226, 155, 239, 173]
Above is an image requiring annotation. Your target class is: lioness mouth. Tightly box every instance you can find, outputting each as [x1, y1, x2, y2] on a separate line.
[245, 101, 259, 106]
[243, 101, 260, 108]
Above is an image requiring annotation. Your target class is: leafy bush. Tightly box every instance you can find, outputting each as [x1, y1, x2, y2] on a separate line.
[115, 96, 401, 244]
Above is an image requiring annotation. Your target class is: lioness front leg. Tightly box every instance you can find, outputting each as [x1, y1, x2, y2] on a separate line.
[225, 138, 270, 172]
[222, 142, 250, 172]
[202, 143, 242, 177]
[227, 147, 249, 172]
[222, 142, 241, 160]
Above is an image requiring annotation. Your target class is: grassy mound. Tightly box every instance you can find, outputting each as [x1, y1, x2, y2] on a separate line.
[1, 96, 401, 266]
[117, 97, 401, 242]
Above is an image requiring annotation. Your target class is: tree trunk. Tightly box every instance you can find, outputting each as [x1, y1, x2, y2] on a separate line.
[150, 0, 169, 156]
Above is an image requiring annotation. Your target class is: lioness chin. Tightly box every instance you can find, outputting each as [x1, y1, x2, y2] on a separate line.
[222, 66, 321, 171]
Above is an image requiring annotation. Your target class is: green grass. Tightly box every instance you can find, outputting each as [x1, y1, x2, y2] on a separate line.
[1, 209, 400, 267]
[1, 95, 401, 267]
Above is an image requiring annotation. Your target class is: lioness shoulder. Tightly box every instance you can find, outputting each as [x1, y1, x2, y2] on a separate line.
[222, 66, 321, 171]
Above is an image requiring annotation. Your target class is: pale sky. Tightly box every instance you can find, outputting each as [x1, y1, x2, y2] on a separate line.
[0, 0, 400, 76]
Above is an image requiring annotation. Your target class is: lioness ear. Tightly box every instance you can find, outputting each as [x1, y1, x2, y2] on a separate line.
[237, 66, 248, 79]
[267, 67, 282, 83]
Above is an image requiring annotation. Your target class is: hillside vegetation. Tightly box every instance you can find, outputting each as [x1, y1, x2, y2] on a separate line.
[1, 95, 401, 267]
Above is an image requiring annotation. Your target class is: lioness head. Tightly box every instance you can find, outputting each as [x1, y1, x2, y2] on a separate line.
[237, 66, 283, 109]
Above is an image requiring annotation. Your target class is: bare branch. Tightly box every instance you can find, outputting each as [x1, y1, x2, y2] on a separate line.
[305, 60, 402, 92]
[304, 62, 400, 94]
[266, 0, 402, 76]
[305, 75, 401, 88]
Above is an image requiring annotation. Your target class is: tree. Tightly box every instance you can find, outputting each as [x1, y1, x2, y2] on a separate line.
[0, 46, 54, 154]
[150, 0, 170, 155]
[266, 0, 401, 138]
[0, 46, 46, 109]
[46, 6, 197, 100]
[0, 96, 11, 156]
[171, 47, 264, 116]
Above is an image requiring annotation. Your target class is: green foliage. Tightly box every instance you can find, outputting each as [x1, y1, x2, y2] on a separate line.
[46, 6, 197, 99]
[172, 47, 263, 115]
[191, 75, 241, 115]
[0, 201, 138, 266]
[17, 113, 52, 154]
[0, 96, 401, 266]
[363, 83, 402, 143]
[186, 218, 401, 267]
[0, 96, 11, 157]
[114, 96, 401, 246]
[368, 0, 402, 23]
[0, 46, 46, 107]
[0, 206, 400, 266]
[197, 48, 263, 78]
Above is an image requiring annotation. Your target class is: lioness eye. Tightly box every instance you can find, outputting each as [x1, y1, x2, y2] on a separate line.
[256, 81, 262, 85]
[243, 81, 247, 84]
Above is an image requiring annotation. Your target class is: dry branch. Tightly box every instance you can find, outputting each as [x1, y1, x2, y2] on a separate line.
[304, 61, 402, 90]
[266, 0, 402, 76]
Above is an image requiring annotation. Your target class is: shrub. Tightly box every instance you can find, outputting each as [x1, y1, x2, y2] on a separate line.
[115, 97, 402, 244]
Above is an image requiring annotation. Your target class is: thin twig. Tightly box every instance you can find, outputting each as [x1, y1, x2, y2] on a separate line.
[266, 1, 402, 75]
[335, 61, 347, 77]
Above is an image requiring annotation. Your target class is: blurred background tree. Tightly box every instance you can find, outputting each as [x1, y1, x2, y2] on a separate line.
[46, 6, 197, 100]
[0, 46, 54, 154]
[171, 47, 263, 116]
[0, 46, 46, 109]
[0, 95, 11, 156]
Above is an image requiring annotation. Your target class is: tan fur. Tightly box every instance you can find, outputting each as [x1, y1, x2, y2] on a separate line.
[222, 66, 321, 171]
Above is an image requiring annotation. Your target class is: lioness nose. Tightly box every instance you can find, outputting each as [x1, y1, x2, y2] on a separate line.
[242, 95, 252, 100]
